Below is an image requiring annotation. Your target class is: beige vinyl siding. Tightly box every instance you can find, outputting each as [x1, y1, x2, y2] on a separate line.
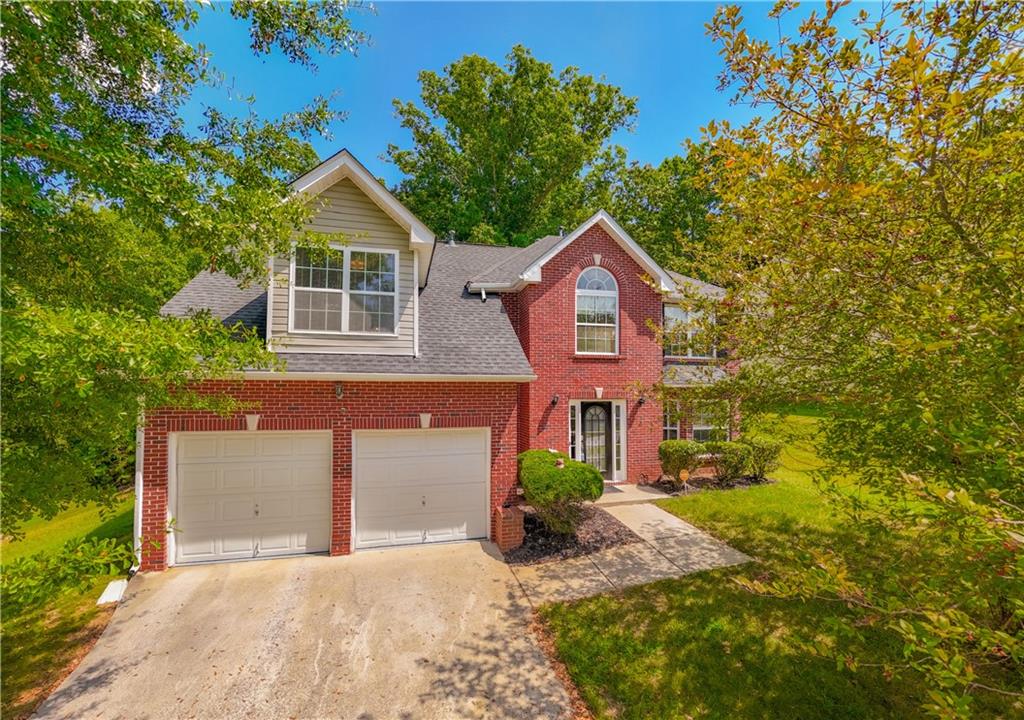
[270, 177, 415, 355]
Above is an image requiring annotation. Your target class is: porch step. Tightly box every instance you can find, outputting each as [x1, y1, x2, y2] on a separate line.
[593, 483, 670, 507]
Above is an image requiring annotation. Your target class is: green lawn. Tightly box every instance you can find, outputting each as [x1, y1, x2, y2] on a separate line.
[540, 411, 1009, 720]
[1, 495, 134, 720]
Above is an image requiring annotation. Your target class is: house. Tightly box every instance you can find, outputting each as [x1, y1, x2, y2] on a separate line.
[136, 149, 726, 572]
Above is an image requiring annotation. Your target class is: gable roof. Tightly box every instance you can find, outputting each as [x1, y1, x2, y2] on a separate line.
[666, 270, 726, 300]
[290, 149, 435, 286]
[466, 210, 675, 293]
[160, 243, 534, 381]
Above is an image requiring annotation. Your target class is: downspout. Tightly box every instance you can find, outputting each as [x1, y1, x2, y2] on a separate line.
[131, 419, 145, 574]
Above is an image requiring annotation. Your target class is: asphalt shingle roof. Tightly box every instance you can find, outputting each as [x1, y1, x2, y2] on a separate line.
[467, 235, 563, 286]
[160, 243, 534, 378]
[161, 271, 267, 337]
[666, 270, 726, 299]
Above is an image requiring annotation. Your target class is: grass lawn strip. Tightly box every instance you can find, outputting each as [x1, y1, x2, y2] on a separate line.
[539, 411, 1012, 720]
[1, 496, 133, 720]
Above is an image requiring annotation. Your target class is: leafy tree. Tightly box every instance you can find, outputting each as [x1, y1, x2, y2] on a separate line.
[1, 1, 368, 533]
[689, 1, 1023, 715]
[608, 151, 717, 278]
[387, 45, 637, 246]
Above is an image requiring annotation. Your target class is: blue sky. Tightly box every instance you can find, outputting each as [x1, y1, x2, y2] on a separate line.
[182, 2, 834, 187]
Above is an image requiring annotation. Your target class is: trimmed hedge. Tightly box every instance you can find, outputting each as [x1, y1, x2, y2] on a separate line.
[740, 437, 783, 480]
[658, 440, 704, 487]
[518, 449, 604, 534]
[702, 441, 751, 483]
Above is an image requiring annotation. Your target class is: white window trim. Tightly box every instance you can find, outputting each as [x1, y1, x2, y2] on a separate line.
[568, 399, 626, 482]
[691, 400, 730, 442]
[663, 402, 680, 441]
[575, 267, 619, 356]
[663, 306, 717, 360]
[288, 244, 400, 337]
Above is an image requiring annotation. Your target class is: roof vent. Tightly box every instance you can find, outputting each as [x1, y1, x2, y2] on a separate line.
[446, 231, 456, 247]
[558, 226, 566, 237]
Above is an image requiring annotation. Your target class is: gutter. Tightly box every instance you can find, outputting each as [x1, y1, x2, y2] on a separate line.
[242, 370, 537, 382]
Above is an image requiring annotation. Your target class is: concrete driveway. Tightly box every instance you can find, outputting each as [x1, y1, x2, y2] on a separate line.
[34, 543, 571, 720]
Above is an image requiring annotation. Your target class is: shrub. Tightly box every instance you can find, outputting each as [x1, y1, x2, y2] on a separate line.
[658, 440, 704, 487]
[0, 537, 135, 614]
[518, 449, 603, 534]
[702, 441, 751, 483]
[741, 437, 783, 480]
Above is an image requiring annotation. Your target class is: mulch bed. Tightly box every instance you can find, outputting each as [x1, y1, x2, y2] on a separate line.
[647, 474, 776, 496]
[503, 505, 642, 567]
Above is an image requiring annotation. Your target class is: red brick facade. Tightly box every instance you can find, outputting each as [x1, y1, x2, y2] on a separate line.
[501, 225, 665, 483]
[138, 224, 701, 570]
[140, 380, 519, 571]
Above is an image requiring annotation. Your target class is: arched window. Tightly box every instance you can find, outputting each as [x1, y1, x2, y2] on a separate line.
[575, 267, 618, 354]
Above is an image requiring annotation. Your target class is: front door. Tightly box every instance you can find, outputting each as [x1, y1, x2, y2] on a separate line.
[581, 402, 612, 480]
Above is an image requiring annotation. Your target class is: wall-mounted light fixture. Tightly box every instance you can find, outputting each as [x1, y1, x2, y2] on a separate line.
[334, 382, 344, 399]
[637, 397, 646, 406]
[551, 394, 559, 406]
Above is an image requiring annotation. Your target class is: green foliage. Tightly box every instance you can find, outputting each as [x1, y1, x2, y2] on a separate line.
[1, 537, 135, 614]
[541, 411, 1016, 720]
[1, 2, 367, 533]
[658, 440, 704, 486]
[739, 437, 783, 481]
[702, 441, 750, 484]
[387, 45, 637, 246]
[701, 2, 1024, 714]
[518, 449, 603, 534]
[608, 151, 718, 279]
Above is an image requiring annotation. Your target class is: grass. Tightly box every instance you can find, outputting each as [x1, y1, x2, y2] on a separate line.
[540, 410, 1010, 720]
[1, 495, 134, 720]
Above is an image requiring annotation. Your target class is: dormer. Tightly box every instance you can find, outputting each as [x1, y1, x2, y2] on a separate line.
[266, 150, 436, 356]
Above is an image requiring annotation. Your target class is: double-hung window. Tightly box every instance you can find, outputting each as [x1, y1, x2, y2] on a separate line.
[576, 267, 618, 354]
[692, 401, 729, 442]
[663, 403, 680, 441]
[291, 246, 398, 335]
[664, 305, 716, 359]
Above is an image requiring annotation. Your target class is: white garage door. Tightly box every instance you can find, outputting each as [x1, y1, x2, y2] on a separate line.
[354, 428, 489, 550]
[174, 432, 331, 565]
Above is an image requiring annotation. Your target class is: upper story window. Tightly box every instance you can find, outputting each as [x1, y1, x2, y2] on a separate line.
[664, 305, 716, 359]
[576, 267, 618, 354]
[291, 246, 398, 335]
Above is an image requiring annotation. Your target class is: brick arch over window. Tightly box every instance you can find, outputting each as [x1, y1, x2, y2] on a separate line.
[575, 265, 619, 354]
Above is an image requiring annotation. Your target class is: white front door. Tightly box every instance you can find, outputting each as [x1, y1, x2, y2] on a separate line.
[173, 431, 332, 565]
[353, 428, 489, 550]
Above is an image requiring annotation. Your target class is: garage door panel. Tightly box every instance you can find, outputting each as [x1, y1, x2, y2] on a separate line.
[258, 435, 296, 457]
[180, 436, 219, 460]
[179, 467, 218, 493]
[174, 432, 331, 565]
[223, 467, 256, 490]
[291, 463, 331, 488]
[221, 533, 257, 555]
[354, 429, 488, 550]
[222, 436, 257, 457]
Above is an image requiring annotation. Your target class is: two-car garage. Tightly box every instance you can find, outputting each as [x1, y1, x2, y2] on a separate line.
[171, 428, 490, 565]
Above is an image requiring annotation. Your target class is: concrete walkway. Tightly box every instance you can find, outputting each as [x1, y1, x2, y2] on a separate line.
[511, 503, 751, 605]
[593, 482, 671, 506]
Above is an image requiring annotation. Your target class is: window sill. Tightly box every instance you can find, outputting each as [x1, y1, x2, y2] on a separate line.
[574, 353, 622, 361]
[287, 329, 400, 339]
